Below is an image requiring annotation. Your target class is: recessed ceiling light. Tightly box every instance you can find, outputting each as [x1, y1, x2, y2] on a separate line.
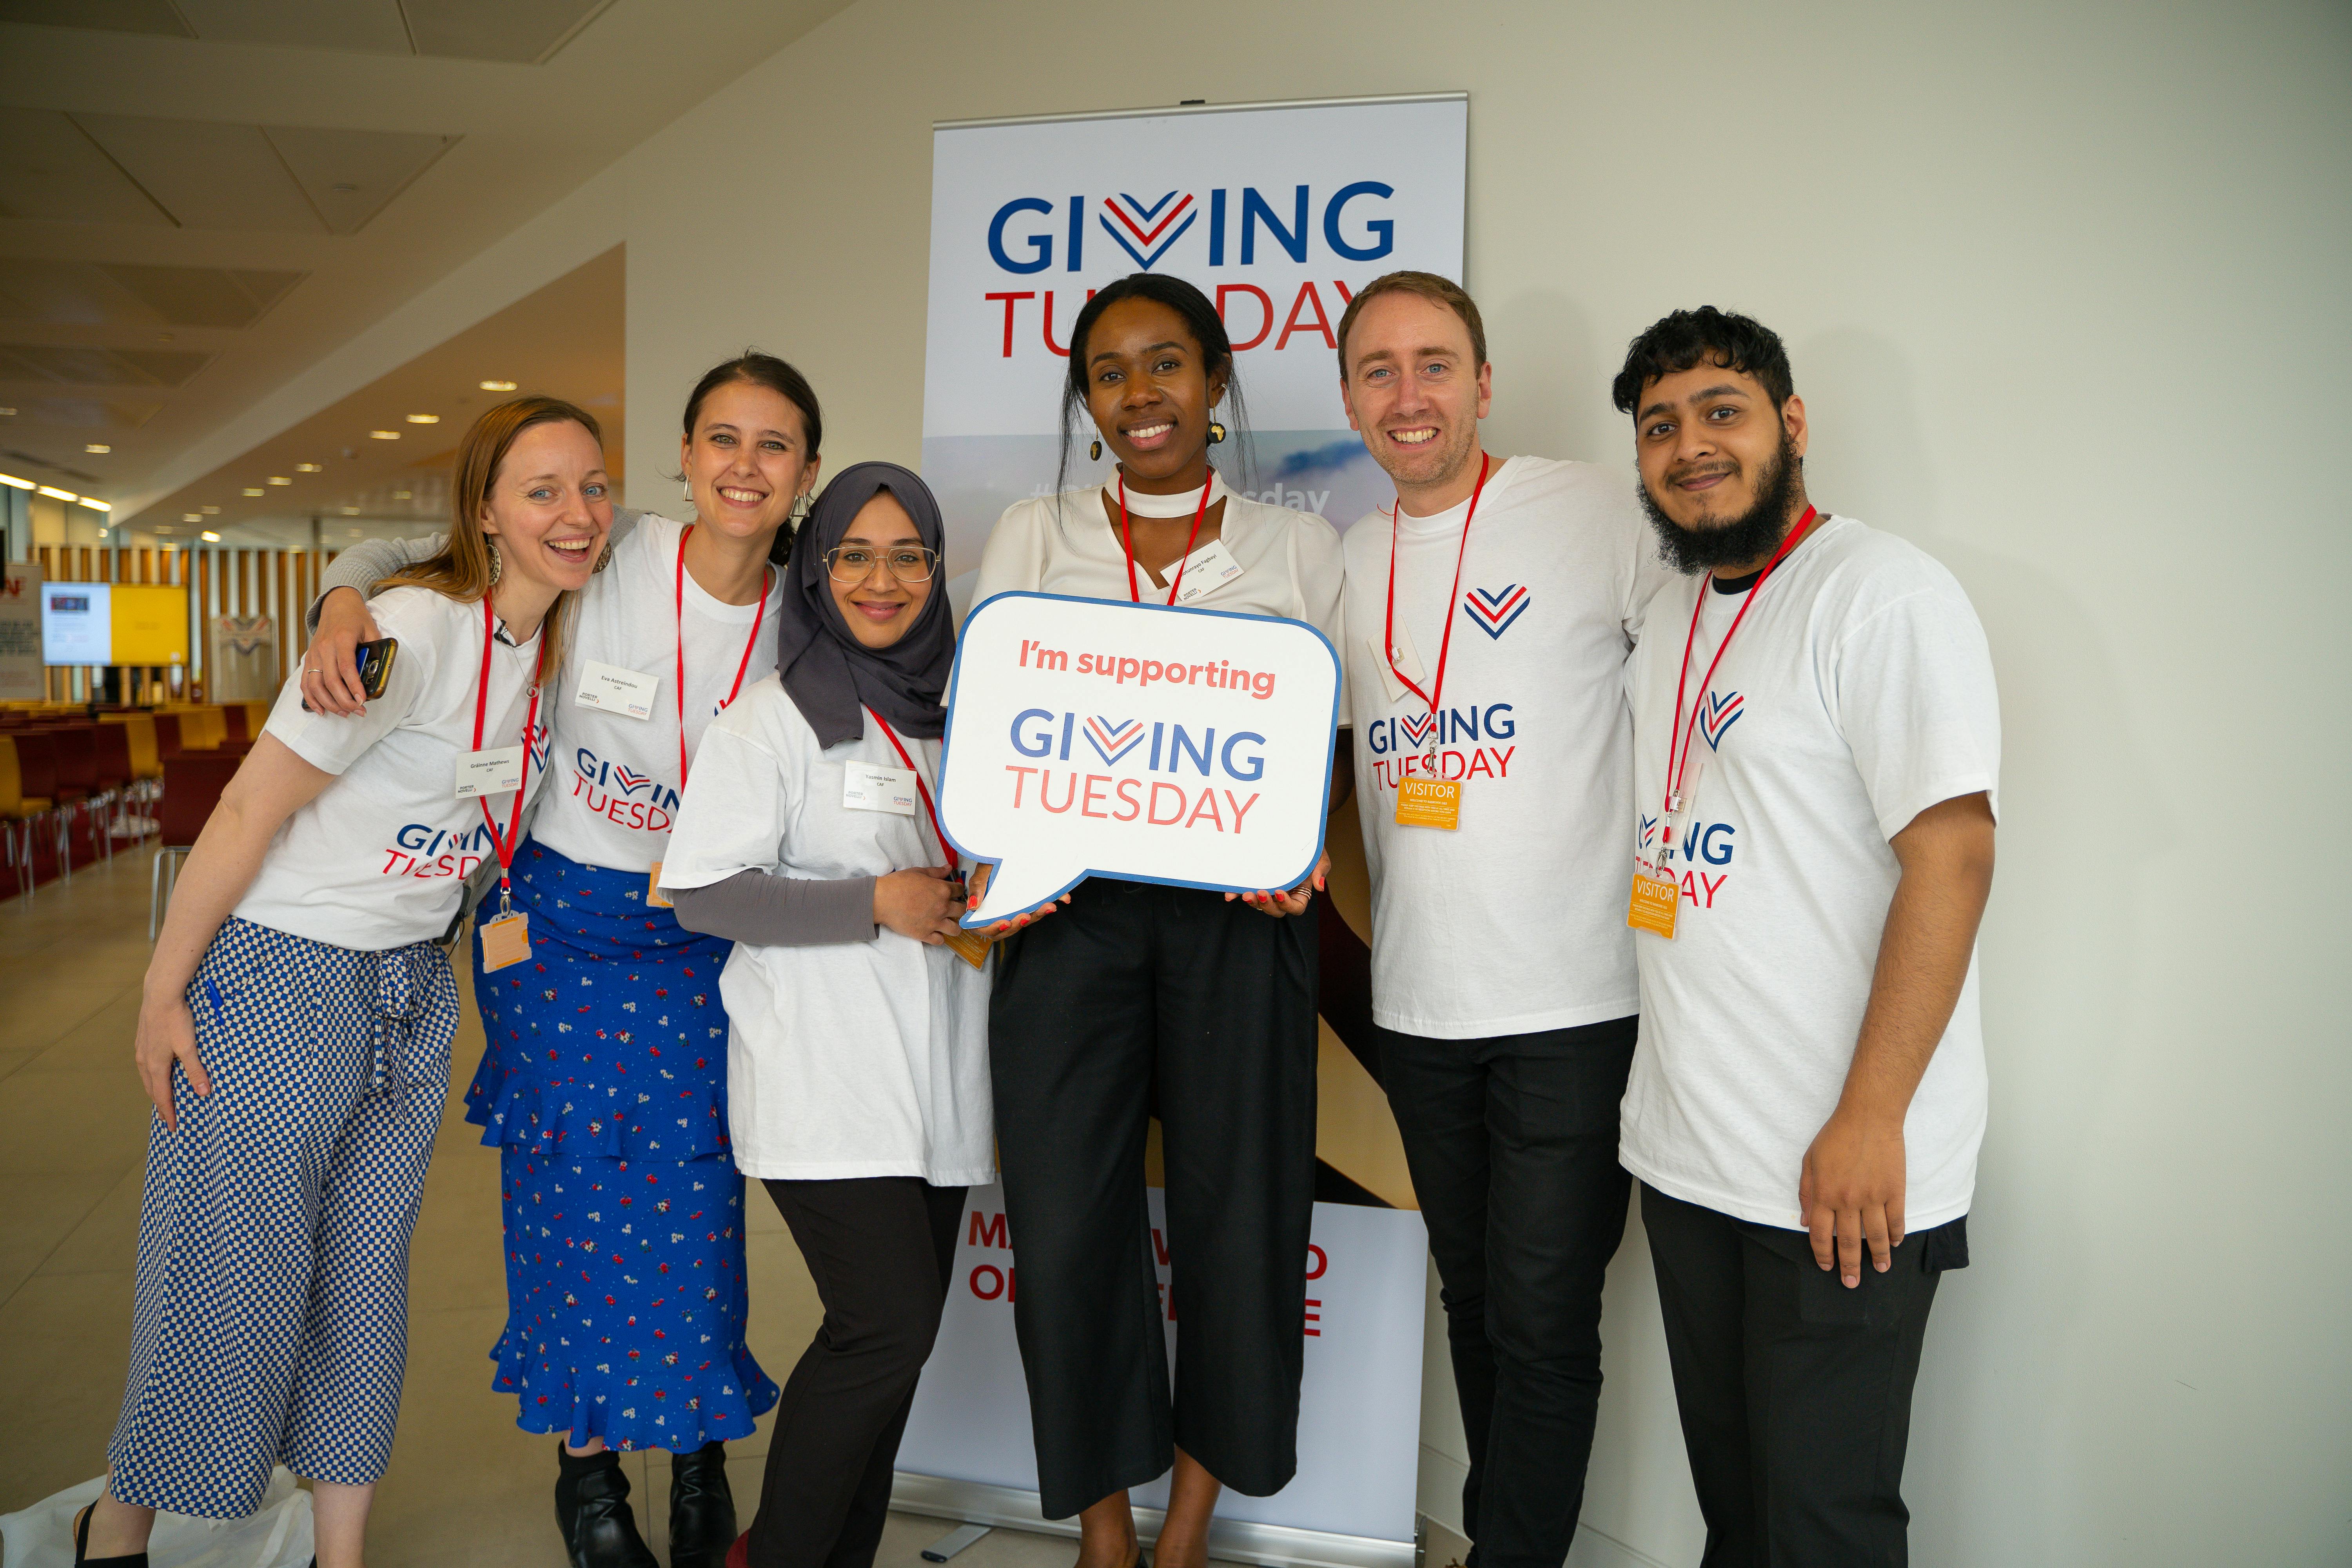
[0, 406, 15, 416]
[479, 380, 516, 392]
[370, 430, 400, 440]
[38, 485, 76, 501]
[341, 506, 361, 515]
[155, 524, 172, 533]
[183, 513, 202, 522]
[405, 413, 439, 425]
[392, 490, 412, 500]
[0, 472, 31, 490]
[296, 463, 323, 473]
[242, 487, 265, 496]
[348, 528, 363, 537]
[85, 443, 111, 454]
[78, 497, 110, 512]
[267, 476, 292, 486]
[199, 505, 221, 514]
[201, 530, 221, 542]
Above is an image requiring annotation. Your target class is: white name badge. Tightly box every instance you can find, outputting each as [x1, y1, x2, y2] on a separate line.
[454, 745, 525, 799]
[843, 761, 920, 816]
[575, 660, 659, 721]
[1169, 538, 1246, 605]
[1369, 619, 1427, 706]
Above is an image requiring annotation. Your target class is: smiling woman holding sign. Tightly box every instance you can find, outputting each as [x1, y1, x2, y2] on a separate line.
[72, 399, 604, 1568]
[657, 462, 993, 1568]
[967, 273, 1346, 1568]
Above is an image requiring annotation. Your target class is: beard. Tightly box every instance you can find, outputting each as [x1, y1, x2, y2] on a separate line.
[1638, 428, 1802, 575]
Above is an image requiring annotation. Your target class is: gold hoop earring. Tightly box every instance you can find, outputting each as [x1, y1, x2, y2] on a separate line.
[485, 541, 502, 587]
[1088, 439, 1103, 462]
[1208, 422, 1227, 445]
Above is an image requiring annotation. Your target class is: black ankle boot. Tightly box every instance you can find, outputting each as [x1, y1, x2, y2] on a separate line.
[558, 1448, 659, 1568]
[667, 1442, 736, 1568]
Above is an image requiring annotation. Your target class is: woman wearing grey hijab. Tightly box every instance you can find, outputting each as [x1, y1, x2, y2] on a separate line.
[660, 463, 991, 1568]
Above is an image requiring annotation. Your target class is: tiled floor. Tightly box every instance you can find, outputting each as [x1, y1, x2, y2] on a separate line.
[0, 852, 1193, 1568]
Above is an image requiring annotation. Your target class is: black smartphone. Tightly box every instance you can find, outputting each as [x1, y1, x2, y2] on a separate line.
[354, 637, 398, 699]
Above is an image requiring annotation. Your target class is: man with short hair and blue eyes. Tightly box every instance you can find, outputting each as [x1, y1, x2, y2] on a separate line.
[1332, 271, 1669, 1568]
[1613, 306, 1999, 1565]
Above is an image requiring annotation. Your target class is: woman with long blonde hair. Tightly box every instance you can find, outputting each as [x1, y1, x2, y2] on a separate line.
[73, 397, 611, 1568]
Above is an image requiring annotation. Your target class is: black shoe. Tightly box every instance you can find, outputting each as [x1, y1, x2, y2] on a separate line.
[667, 1442, 736, 1568]
[71, 1502, 149, 1566]
[561, 1449, 659, 1568]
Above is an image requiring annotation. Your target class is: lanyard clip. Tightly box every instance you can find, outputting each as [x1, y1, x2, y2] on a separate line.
[497, 884, 515, 921]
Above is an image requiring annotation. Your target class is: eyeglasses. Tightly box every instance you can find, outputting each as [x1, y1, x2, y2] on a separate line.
[825, 544, 940, 584]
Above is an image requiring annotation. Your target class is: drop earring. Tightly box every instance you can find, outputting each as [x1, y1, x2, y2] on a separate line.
[1208, 421, 1227, 445]
[485, 541, 503, 587]
[681, 477, 693, 503]
[592, 539, 613, 573]
[1089, 438, 1103, 462]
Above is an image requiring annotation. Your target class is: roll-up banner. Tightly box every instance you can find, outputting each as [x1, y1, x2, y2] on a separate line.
[903, 94, 1467, 1566]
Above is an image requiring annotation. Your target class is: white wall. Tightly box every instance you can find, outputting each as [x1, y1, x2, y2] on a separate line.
[605, 3, 2351, 1563]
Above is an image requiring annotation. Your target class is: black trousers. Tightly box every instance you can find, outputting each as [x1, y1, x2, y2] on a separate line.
[1371, 1016, 1638, 1568]
[1641, 1184, 1959, 1568]
[989, 877, 1319, 1520]
[748, 1177, 967, 1568]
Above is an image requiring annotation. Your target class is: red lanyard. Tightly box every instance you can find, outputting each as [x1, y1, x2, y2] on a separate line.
[674, 523, 771, 788]
[1383, 452, 1492, 742]
[867, 709, 956, 873]
[1662, 507, 1818, 815]
[1118, 470, 1215, 605]
[472, 595, 546, 898]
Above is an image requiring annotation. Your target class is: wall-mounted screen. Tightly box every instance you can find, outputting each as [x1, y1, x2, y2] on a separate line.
[42, 582, 189, 665]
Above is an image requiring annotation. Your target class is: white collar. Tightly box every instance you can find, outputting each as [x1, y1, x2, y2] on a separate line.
[1104, 468, 1228, 518]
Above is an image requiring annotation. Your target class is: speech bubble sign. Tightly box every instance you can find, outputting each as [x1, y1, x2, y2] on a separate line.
[942, 591, 1340, 926]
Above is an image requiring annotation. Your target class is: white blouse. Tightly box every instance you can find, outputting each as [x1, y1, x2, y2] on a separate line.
[973, 479, 1347, 673]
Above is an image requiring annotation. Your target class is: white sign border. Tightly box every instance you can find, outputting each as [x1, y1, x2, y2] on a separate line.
[940, 589, 1342, 926]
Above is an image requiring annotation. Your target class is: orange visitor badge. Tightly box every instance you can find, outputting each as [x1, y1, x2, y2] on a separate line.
[479, 912, 532, 971]
[1627, 870, 1679, 938]
[1396, 777, 1462, 830]
[646, 863, 673, 910]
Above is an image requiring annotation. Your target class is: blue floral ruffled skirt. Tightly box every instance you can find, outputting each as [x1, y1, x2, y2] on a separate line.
[464, 838, 778, 1451]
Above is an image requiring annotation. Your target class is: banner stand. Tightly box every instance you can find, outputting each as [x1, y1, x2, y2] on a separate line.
[889, 1474, 1420, 1568]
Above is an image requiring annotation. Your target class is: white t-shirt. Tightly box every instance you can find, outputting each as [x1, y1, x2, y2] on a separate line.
[973, 485, 1346, 694]
[531, 511, 783, 873]
[1341, 455, 1671, 1038]
[1618, 515, 2000, 1231]
[238, 585, 550, 950]
[656, 674, 994, 1185]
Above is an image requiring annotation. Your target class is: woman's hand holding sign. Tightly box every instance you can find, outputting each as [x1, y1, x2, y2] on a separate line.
[1227, 849, 1328, 917]
[965, 862, 1067, 937]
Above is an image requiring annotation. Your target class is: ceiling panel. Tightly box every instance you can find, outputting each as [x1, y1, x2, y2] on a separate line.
[401, 0, 615, 63]
[74, 113, 327, 233]
[0, 108, 176, 226]
[16, 396, 163, 429]
[262, 125, 457, 236]
[105, 263, 304, 327]
[0, 344, 214, 386]
[172, 0, 413, 54]
[0, 259, 306, 328]
[0, 0, 192, 36]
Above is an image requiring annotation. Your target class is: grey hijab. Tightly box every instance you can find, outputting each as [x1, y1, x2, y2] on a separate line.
[772, 461, 954, 747]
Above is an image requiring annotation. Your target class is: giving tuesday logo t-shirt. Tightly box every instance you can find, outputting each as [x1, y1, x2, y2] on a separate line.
[1619, 515, 2001, 1231]
[1341, 455, 1672, 1039]
[237, 585, 550, 951]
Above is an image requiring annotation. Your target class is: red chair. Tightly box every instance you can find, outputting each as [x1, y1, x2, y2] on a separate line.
[34, 726, 106, 867]
[152, 713, 187, 759]
[222, 705, 251, 743]
[7, 731, 70, 885]
[90, 722, 139, 846]
[152, 752, 243, 940]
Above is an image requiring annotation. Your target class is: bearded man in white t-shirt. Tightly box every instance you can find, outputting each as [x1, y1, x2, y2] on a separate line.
[1614, 307, 1999, 1566]
[1333, 272, 1668, 1568]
